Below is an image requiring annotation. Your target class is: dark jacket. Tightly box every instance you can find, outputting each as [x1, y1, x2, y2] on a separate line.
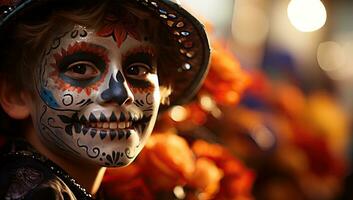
[0, 140, 97, 200]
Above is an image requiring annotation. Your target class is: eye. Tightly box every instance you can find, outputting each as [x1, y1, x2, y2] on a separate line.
[64, 61, 100, 80]
[125, 63, 151, 79]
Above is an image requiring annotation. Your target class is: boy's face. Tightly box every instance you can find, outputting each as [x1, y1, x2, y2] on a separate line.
[31, 24, 160, 166]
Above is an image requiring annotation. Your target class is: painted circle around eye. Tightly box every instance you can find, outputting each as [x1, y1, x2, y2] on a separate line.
[64, 61, 100, 80]
[125, 62, 151, 79]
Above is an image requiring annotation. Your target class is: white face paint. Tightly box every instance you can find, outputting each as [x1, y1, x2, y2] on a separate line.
[31, 24, 160, 166]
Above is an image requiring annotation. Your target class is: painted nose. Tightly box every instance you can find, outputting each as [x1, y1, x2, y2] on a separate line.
[101, 71, 134, 106]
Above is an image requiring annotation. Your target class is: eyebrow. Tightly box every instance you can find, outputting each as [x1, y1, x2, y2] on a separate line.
[52, 41, 110, 69]
[54, 42, 110, 62]
[122, 45, 155, 60]
[122, 45, 156, 69]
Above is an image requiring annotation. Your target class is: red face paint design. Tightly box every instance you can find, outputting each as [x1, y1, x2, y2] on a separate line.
[50, 42, 110, 95]
[33, 25, 161, 167]
[96, 12, 142, 48]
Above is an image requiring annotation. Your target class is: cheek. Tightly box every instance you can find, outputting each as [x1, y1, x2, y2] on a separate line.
[38, 80, 97, 110]
[132, 75, 160, 108]
[60, 92, 95, 109]
[132, 87, 160, 114]
[37, 51, 110, 109]
[37, 63, 101, 110]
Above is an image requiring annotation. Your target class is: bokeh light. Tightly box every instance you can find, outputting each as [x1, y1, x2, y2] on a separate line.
[250, 125, 276, 151]
[317, 41, 345, 72]
[317, 40, 353, 80]
[287, 0, 327, 32]
[199, 95, 222, 118]
[170, 106, 188, 122]
[199, 95, 215, 111]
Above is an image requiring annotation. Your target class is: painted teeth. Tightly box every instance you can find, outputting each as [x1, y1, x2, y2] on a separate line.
[110, 122, 117, 129]
[81, 112, 141, 129]
[88, 121, 132, 129]
[103, 122, 109, 129]
[97, 122, 103, 128]
[118, 122, 125, 129]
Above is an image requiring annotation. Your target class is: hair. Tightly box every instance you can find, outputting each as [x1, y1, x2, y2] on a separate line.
[0, 0, 176, 135]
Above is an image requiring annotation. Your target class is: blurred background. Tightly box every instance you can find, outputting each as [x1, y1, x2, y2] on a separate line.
[103, 0, 353, 200]
[0, 0, 351, 199]
[182, 0, 353, 199]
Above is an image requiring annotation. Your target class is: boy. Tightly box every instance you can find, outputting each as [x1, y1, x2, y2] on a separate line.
[0, 0, 210, 199]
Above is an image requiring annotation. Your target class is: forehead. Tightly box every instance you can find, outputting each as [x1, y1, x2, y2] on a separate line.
[54, 25, 154, 55]
[39, 2, 158, 57]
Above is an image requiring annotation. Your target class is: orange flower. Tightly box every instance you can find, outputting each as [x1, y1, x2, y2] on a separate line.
[216, 168, 254, 200]
[103, 163, 140, 183]
[192, 140, 255, 200]
[169, 103, 209, 126]
[102, 164, 153, 200]
[201, 41, 251, 105]
[138, 132, 195, 190]
[273, 82, 306, 119]
[189, 158, 224, 200]
[192, 140, 228, 161]
[101, 135, 254, 199]
[103, 178, 153, 200]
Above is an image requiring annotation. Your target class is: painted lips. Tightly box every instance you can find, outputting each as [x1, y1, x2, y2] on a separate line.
[85, 112, 137, 129]
[58, 112, 151, 140]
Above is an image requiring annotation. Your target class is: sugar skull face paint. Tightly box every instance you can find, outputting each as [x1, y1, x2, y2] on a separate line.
[31, 24, 160, 166]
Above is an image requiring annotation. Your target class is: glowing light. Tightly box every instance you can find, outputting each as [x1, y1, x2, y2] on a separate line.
[317, 41, 345, 72]
[211, 107, 222, 119]
[317, 40, 353, 80]
[199, 95, 215, 111]
[199, 95, 222, 118]
[170, 106, 188, 122]
[173, 186, 186, 199]
[287, 0, 327, 32]
[250, 125, 276, 150]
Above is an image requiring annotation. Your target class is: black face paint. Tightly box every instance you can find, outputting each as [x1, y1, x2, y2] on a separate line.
[62, 94, 74, 106]
[124, 52, 154, 69]
[34, 25, 161, 167]
[101, 71, 129, 105]
[128, 79, 153, 89]
[123, 52, 156, 89]
[58, 51, 107, 87]
[45, 31, 70, 55]
[71, 29, 88, 38]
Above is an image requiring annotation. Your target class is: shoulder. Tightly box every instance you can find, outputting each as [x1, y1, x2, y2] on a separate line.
[0, 155, 77, 200]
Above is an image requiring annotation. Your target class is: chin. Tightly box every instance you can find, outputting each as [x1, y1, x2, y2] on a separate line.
[68, 121, 152, 167]
[33, 95, 159, 167]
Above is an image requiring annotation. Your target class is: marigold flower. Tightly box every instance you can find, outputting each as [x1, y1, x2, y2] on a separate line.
[138, 132, 195, 190]
[102, 164, 153, 200]
[189, 158, 223, 200]
[192, 140, 255, 200]
[103, 178, 153, 200]
[201, 41, 251, 105]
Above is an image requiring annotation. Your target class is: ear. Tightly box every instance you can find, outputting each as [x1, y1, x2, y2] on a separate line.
[0, 81, 31, 120]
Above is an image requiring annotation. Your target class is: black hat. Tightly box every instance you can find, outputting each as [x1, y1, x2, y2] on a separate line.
[0, 0, 210, 109]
